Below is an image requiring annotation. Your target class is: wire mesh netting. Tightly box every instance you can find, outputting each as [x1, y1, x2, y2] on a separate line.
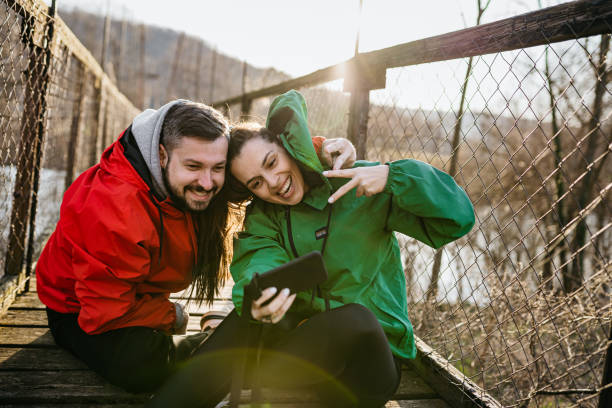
[223, 33, 610, 408]
[0, 0, 139, 279]
[368, 35, 611, 407]
[1, 0, 610, 406]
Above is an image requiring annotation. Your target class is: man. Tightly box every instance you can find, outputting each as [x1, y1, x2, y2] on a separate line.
[36, 99, 355, 393]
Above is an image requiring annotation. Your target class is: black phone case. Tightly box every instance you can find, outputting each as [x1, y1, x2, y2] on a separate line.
[248, 251, 328, 298]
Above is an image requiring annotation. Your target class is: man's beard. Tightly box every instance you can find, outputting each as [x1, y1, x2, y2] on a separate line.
[162, 167, 217, 212]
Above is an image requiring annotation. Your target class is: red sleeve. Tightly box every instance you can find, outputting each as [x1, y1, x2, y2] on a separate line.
[311, 136, 325, 156]
[70, 187, 176, 334]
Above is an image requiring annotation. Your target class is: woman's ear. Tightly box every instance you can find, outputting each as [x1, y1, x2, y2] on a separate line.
[159, 144, 168, 169]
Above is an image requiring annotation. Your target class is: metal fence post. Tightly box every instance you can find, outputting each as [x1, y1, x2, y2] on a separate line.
[5, 0, 56, 278]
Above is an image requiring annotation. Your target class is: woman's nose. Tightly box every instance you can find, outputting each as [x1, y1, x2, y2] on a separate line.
[264, 173, 280, 190]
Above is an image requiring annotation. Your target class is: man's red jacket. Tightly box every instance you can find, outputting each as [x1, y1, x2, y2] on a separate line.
[36, 130, 196, 334]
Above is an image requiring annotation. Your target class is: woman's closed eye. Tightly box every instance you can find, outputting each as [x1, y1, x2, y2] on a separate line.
[249, 178, 262, 190]
[266, 154, 277, 168]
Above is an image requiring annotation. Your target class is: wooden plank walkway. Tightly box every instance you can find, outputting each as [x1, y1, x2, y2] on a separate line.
[0, 281, 449, 407]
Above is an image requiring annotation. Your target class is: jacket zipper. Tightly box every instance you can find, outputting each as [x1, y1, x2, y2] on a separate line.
[284, 206, 300, 258]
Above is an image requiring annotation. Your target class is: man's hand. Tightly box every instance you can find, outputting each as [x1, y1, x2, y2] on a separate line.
[251, 287, 296, 324]
[173, 302, 190, 335]
[320, 138, 356, 170]
[323, 165, 390, 203]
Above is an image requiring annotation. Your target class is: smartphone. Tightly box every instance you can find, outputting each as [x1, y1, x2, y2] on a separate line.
[251, 251, 328, 296]
[241, 251, 328, 317]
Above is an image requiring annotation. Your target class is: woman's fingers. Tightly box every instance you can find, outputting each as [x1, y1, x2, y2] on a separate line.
[328, 177, 359, 203]
[251, 287, 292, 322]
[253, 287, 278, 308]
[321, 139, 356, 170]
[333, 148, 355, 170]
[323, 166, 389, 203]
[271, 293, 296, 324]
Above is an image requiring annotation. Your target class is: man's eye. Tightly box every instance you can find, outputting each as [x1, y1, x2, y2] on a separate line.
[251, 180, 261, 189]
[186, 164, 199, 170]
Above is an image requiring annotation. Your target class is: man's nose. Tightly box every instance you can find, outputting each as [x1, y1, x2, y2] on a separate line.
[197, 170, 214, 190]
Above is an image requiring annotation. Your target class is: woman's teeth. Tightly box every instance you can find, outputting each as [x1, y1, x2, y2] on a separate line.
[280, 177, 292, 196]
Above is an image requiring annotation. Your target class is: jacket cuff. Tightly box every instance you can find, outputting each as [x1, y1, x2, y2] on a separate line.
[383, 162, 394, 194]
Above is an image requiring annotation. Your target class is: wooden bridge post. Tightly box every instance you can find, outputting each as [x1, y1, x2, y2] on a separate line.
[64, 66, 87, 190]
[91, 77, 106, 166]
[240, 60, 252, 121]
[344, 57, 386, 160]
[5, 1, 56, 277]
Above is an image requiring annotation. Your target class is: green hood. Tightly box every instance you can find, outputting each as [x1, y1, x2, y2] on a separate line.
[266, 90, 325, 178]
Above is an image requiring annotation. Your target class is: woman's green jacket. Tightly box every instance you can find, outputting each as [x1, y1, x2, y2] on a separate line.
[230, 90, 475, 359]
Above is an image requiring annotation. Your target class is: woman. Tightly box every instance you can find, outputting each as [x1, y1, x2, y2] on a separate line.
[148, 90, 474, 407]
[226, 90, 475, 405]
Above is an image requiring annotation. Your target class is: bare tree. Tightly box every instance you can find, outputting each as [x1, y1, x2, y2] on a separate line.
[427, 0, 492, 301]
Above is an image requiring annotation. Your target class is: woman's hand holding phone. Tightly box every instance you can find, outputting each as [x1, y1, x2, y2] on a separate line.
[251, 287, 296, 324]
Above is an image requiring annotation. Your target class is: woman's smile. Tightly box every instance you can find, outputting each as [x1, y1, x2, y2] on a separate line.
[231, 137, 307, 206]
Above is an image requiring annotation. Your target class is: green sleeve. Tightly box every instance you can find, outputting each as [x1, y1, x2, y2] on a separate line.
[230, 202, 291, 316]
[383, 159, 475, 249]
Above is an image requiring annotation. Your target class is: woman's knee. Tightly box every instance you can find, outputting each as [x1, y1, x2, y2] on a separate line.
[335, 303, 385, 338]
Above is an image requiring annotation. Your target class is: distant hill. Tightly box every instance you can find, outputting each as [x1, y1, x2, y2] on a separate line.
[58, 7, 291, 110]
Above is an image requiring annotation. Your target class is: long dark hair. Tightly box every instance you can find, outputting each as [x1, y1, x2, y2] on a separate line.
[190, 190, 236, 305]
[161, 101, 234, 305]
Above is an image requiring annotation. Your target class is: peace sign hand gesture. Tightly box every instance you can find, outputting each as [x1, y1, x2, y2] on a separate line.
[323, 165, 389, 204]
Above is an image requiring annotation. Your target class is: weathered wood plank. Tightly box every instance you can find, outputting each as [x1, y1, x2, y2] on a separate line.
[0, 308, 229, 329]
[0, 347, 86, 370]
[0, 271, 30, 317]
[0, 402, 448, 408]
[358, 0, 612, 69]
[0, 370, 148, 403]
[181, 299, 234, 314]
[386, 400, 450, 408]
[0, 370, 436, 405]
[1, 309, 47, 326]
[396, 369, 436, 399]
[405, 336, 502, 408]
[213, 0, 612, 108]
[1, 405, 142, 408]
[8, 291, 44, 309]
[171, 284, 233, 300]
[0, 326, 56, 347]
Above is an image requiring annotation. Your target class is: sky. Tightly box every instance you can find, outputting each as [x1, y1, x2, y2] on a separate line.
[54, 0, 561, 78]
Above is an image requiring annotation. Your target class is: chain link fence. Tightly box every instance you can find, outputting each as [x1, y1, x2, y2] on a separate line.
[370, 36, 611, 408]
[218, 2, 611, 406]
[0, 0, 138, 281]
[1, 0, 609, 406]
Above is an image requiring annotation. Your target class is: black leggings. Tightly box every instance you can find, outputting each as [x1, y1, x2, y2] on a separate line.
[147, 303, 401, 408]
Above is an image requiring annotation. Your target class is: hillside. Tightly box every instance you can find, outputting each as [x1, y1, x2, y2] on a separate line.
[58, 7, 291, 110]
